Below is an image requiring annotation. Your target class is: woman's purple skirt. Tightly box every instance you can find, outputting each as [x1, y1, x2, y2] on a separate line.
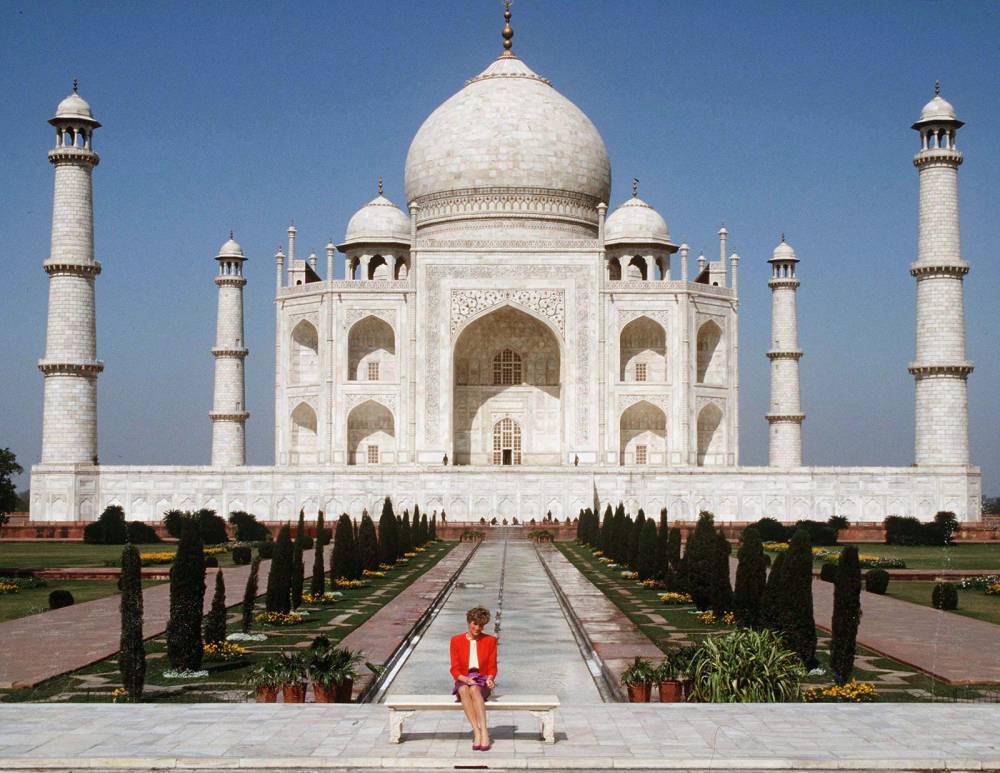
[452, 668, 492, 702]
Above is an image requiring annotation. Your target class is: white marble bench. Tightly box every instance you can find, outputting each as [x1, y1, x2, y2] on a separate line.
[385, 694, 560, 744]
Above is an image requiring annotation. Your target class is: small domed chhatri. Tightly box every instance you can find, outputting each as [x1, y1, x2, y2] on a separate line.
[604, 195, 672, 247]
[51, 80, 100, 126]
[216, 235, 244, 258]
[341, 185, 411, 248]
[913, 81, 963, 128]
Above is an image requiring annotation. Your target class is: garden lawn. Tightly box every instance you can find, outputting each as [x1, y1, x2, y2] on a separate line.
[0, 542, 238, 570]
[818, 544, 1000, 571]
[558, 541, 999, 703]
[0, 540, 455, 703]
[0, 580, 162, 623]
[885, 581, 1000, 626]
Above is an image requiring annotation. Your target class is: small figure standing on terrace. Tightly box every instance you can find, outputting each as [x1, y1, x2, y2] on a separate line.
[450, 606, 497, 751]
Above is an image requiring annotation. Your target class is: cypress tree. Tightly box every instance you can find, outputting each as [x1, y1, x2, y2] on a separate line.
[655, 509, 669, 577]
[379, 497, 399, 564]
[628, 509, 646, 569]
[241, 556, 261, 633]
[291, 510, 306, 609]
[664, 526, 682, 590]
[430, 514, 437, 541]
[265, 523, 293, 613]
[166, 515, 205, 671]
[420, 510, 429, 547]
[636, 518, 659, 581]
[412, 505, 422, 545]
[711, 528, 733, 614]
[331, 514, 358, 580]
[358, 513, 381, 571]
[600, 504, 613, 553]
[781, 528, 817, 667]
[613, 503, 628, 563]
[830, 546, 862, 684]
[203, 569, 227, 645]
[118, 542, 145, 700]
[575, 509, 583, 541]
[310, 510, 326, 596]
[733, 526, 767, 627]
[400, 511, 412, 554]
[759, 550, 786, 630]
[683, 511, 717, 610]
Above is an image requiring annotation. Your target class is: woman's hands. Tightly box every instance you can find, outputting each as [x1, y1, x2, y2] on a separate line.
[486, 676, 495, 689]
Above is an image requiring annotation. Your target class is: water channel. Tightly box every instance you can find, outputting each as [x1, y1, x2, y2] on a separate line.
[381, 535, 603, 702]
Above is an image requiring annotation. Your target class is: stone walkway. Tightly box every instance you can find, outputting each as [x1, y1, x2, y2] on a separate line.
[385, 537, 603, 702]
[0, 552, 313, 689]
[0, 703, 998, 770]
[811, 575, 1000, 684]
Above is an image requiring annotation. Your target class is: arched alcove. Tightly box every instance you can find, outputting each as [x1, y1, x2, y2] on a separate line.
[619, 316, 666, 382]
[348, 316, 396, 381]
[696, 320, 724, 384]
[290, 402, 318, 463]
[619, 400, 666, 465]
[697, 403, 724, 466]
[347, 400, 395, 465]
[368, 255, 389, 280]
[290, 320, 319, 385]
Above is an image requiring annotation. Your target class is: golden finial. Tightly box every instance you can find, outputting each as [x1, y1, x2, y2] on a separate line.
[934, 80, 941, 96]
[229, 229, 234, 240]
[632, 178, 639, 198]
[780, 232, 785, 243]
[72, 77, 79, 94]
[378, 176, 383, 196]
[501, 0, 515, 58]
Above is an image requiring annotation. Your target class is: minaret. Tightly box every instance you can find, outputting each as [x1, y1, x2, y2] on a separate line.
[766, 237, 804, 467]
[39, 82, 103, 465]
[210, 234, 249, 466]
[910, 83, 972, 466]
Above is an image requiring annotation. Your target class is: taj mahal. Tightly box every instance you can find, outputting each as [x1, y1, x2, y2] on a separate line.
[29, 9, 981, 523]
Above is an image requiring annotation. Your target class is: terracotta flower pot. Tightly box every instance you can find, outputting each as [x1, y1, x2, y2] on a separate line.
[313, 683, 336, 703]
[282, 682, 306, 703]
[626, 682, 651, 703]
[658, 680, 684, 703]
[335, 678, 354, 703]
[255, 686, 278, 703]
[681, 678, 694, 700]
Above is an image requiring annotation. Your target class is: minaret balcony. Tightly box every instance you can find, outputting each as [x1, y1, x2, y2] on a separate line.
[38, 359, 104, 376]
[766, 350, 803, 361]
[47, 147, 99, 166]
[913, 148, 962, 168]
[211, 347, 249, 359]
[43, 260, 101, 277]
[909, 261, 969, 278]
[907, 362, 974, 378]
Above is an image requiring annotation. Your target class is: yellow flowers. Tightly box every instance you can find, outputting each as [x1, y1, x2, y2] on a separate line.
[699, 611, 717, 624]
[378, 563, 393, 571]
[203, 641, 247, 661]
[301, 592, 341, 605]
[658, 592, 693, 605]
[0, 581, 19, 594]
[985, 583, 1000, 596]
[592, 550, 604, 557]
[803, 681, 877, 703]
[334, 578, 368, 589]
[403, 552, 418, 558]
[254, 611, 303, 626]
[362, 569, 386, 578]
[722, 612, 737, 625]
[139, 551, 176, 565]
[111, 687, 127, 703]
[620, 570, 639, 579]
[641, 579, 659, 589]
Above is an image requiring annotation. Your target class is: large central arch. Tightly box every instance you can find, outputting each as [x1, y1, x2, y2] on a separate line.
[452, 304, 562, 465]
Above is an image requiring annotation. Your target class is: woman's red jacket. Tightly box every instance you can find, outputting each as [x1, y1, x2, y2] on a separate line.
[449, 633, 498, 679]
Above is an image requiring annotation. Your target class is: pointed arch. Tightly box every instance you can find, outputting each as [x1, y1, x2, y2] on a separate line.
[696, 403, 724, 466]
[348, 315, 396, 381]
[620, 400, 667, 465]
[291, 402, 318, 462]
[347, 399, 395, 465]
[290, 320, 319, 385]
[696, 320, 724, 384]
[619, 316, 666, 382]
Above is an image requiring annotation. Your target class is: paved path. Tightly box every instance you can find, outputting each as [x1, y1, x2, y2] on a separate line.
[811, 575, 1000, 684]
[0, 552, 313, 689]
[384, 537, 603, 702]
[0, 703, 997, 770]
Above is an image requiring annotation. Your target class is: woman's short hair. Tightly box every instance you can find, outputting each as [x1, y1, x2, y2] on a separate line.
[466, 606, 491, 625]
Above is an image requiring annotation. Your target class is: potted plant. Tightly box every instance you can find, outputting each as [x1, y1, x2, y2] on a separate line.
[330, 646, 363, 703]
[245, 657, 282, 703]
[672, 645, 698, 699]
[307, 640, 338, 703]
[619, 656, 655, 703]
[276, 651, 308, 703]
[653, 654, 684, 703]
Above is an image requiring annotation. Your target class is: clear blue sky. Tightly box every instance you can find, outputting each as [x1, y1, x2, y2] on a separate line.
[2, 0, 998, 496]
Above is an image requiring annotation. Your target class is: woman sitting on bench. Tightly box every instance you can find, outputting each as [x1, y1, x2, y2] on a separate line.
[450, 606, 497, 752]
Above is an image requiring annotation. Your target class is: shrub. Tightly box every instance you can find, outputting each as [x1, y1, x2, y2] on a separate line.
[746, 517, 788, 543]
[864, 569, 890, 595]
[164, 508, 229, 545]
[300, 534, 315, 550]
[780, 529, 817, 668]
[241, 556, 261, 634]
[378, 498, 399, 565]
[358, 514, 380, 573]
[291, 511, 306, 609]
[636, 518, 658, 581]
[265, 524, 293, 614]
[688, 628, 803, 702]
[48, 589, 74, 609]
[232, 546, 252, 565]
[310, 511, 326, 596]
[819, 563, 837, 583]
[664, 526, 682, 591]
[794, 520, 839, 547]
[126, 521, 161, 544]
[166, 516, 206, 671]
[733, 526, 767, 627]
[683, 512, 717, 610]
[883, 515, 924, 546]
[83, 505, 129, 545]
[203, 570, 227, 645]
[331, 514, 359, 581]
[257, 541, 275, 560]
[827, 515, 850, 532]
[205, 555, 219, 568]
[830, 546, 862, 685]
[711, 529, 733, 614]
[932, 582, 958, 610]
[118, 542, 145, 700]
[228, 511, 270, 542]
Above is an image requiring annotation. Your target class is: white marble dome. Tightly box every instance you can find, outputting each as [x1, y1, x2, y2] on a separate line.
[404, 55, 611, 207]
[52, 91, 98, 124]
[770, 239, 797, 261]
[342, 195, 411, 247]
[217, 237, 244, 258]
[917, 94, 957, 124]
[604, 196, 671, 246]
